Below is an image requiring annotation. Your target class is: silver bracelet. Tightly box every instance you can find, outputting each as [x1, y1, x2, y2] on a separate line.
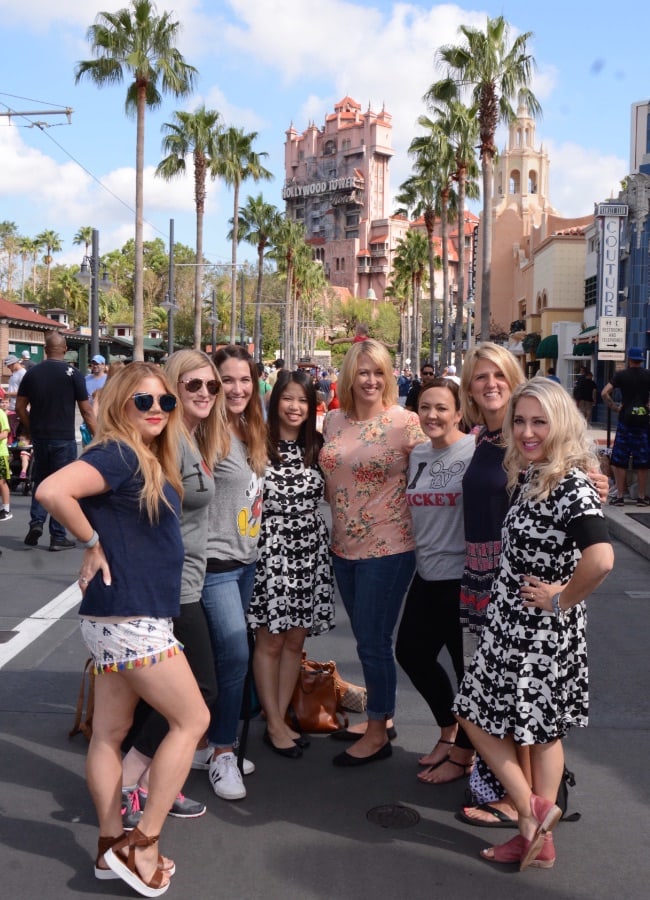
[81, 530, 99, 549]
[551, 592, 566, 620]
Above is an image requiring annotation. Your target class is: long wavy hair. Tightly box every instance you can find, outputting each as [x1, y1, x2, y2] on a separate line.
[337, 339, 397, 414]
[164, 349, 228, 469]
[90, 362, 183, 521]
[213, 345, 267, 476]
[267, 369, 323, 467]
[460, 342, 525, 428]
[503, 377, 598, 501]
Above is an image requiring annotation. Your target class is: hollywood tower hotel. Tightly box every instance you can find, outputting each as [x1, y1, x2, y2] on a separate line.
[283, 97, 410, 300]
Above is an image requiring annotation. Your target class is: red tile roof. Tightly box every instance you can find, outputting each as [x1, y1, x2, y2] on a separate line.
[0, 297, 61, 328]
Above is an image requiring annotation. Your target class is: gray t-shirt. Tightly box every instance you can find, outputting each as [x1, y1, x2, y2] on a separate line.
[206, 435, 264, 566]
[179, 436, 215, 604]
[406, 433, 475, 581]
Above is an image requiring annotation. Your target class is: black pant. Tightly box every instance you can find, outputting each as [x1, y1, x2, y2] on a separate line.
[125, 601, 218, 759]
[396, 573, 473, 749]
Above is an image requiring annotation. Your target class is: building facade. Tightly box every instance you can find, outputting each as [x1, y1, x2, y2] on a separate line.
[283, 96, 411, 300]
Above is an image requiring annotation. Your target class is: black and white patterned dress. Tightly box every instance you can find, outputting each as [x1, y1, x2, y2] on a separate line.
[453, 467, 607, 745]
[248, 440, 334, 635]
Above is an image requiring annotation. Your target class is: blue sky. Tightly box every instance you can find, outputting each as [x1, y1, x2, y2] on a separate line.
[0, 0, 644, 269]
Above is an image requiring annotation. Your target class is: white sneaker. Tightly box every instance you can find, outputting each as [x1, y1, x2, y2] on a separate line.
[208, 751, 247, 800]
[193, 745, 255, 775]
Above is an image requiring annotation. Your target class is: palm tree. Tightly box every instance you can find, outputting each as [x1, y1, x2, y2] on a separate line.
[156, 105, 222, 349]
[36, 229, 63, 300]
[213, 127, 273, 343]
[0, 221, 18, 296]
[75, 0, 197, 360]
[73, 226, 94, 258]
[426, 14, 540, 339]
[402, 120, 458, 368]
[392, 231, 429, 366]
[426, 100, 480, 367]
[18, 236, 37, 301]
[235, 194, 280, 362]
[269, 217, 307, 368]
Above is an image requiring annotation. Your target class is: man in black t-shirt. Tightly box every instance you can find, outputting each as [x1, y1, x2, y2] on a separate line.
[16, 332, 96, 549]
[601, 347, 650, 506]
[405, 363, 436, 411]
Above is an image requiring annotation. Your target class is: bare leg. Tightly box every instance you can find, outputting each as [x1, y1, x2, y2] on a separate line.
[458, 716, 562, 843]
[277, 626, 308, 739]
[119, 654, 209, 883]
[612, 465, 627, 499]
[122, 747, 151, 791]
[462, 745, 531, 824]
[637, 467, 648, 498]
[253, 627, 298, 749]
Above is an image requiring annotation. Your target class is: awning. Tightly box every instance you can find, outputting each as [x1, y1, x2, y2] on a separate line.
[536, 334, 558, 359]
[575, 325, 599, 344]
[574, 341, 596, 356]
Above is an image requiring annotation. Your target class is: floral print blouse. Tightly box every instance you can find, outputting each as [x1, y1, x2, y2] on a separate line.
[319, 405, 425, 559]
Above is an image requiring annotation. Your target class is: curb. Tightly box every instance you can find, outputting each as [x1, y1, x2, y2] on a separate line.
[603, 505, 650, 561]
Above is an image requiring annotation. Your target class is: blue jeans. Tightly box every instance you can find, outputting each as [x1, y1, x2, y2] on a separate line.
[201, 562, 256, 747]
[30, 439, 78, 540]
[332, 551, 415, 720]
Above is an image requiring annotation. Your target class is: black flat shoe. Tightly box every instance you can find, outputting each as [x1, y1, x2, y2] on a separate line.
[263, 729, 302, 758]
[332, 742, 392, 767]
[330, 726, 397, 742]
[293, 734, 311, 749]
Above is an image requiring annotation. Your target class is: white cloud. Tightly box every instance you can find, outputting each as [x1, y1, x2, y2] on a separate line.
[545, 140, 627, 216]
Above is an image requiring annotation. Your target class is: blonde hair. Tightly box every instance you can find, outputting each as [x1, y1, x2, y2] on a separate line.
[164, 349, 228, 469]
[213, 345, 267, 477]
[460, 342, 525, 427]
[337, 339, 397, 414]
[90, 362, 183, 522]
[503, 378, 598, 501]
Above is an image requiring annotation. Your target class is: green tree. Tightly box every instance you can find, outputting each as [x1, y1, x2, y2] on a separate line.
[235, 193, 280, 362]
[427, 14, 540, 339]
[75, 0, 197, 360]
[73, 226, 94, 258]
[156, 105, 222, 348]
[18, 236, 39, 302]
[269, 217, 307, 368]
[0, 221, 19, 296]
[213, 126, 273, 343]
[392, 230, 429, 367]
[36, 229, 63, 300]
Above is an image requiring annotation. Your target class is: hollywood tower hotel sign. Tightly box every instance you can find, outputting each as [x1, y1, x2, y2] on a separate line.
[282, 97, 406, 300]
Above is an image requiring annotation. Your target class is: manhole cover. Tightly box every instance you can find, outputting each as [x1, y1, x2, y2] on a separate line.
[366, 804, 420, 829]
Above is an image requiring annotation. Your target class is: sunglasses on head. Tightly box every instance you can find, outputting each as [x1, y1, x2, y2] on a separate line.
[132, 392, 177, 413]
[178, 378, 220, 395]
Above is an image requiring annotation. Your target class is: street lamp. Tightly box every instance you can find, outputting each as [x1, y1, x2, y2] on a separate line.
[75, 228, 112, 359]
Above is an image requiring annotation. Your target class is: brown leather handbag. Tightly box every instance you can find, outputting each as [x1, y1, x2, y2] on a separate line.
[287, 658, 348, 733]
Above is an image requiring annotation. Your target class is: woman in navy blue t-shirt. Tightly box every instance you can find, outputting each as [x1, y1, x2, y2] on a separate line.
[36, 362, 209, 898]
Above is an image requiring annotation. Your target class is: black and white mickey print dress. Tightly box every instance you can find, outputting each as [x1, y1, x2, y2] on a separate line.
[453, 467, 607, 745]
[248, 440, 334, 635]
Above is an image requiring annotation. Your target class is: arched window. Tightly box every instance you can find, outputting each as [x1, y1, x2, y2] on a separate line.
[529, 170, 538, 194]
[510, 169, 521, 194]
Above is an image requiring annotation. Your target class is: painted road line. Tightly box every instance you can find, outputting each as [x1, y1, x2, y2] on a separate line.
[0, 582, 81, 669]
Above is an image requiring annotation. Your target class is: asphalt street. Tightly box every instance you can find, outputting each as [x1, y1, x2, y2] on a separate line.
[1, 489, 649, 900]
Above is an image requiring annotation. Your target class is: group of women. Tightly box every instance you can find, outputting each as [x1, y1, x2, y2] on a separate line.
[35, 337, 613, 894]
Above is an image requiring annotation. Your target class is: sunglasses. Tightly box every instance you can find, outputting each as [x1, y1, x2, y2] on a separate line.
[422, 371, 435, 377]
[132, 392, 177, 413]
[178, 378, 220, 395]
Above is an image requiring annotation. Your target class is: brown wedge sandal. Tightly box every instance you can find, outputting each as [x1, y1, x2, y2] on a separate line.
[95, 835, 123, 880]
[95, 832, 175, 881]
[104, 827, 171, 897]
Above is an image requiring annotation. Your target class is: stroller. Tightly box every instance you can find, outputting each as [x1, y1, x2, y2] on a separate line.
[8, 443, 33, 495]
